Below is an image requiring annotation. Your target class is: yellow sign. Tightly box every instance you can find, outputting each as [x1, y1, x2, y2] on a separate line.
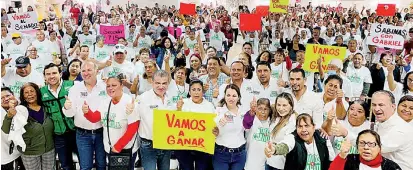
[269, 0, 289, 13]
[303, 44, 346, 72]
[153, 109, 216, 154]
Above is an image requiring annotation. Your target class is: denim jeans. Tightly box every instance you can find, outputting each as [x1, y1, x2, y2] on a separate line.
[265, 164, 282, 170]
[174, 150, 212, 170]
[76, 129, 106, 170]
[139, 138, 171, 170]
[54, 130, 78, 170]
[212, 145, 246, 170]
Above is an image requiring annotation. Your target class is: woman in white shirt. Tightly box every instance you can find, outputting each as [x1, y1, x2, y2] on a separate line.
[213, 84, 247, 170]
[243, 98, 272, 170]
[397, 96, 413, 126]
[84, 75, 139, 170]
[175, 80, 215, 170]
[265, 93, 297, 170]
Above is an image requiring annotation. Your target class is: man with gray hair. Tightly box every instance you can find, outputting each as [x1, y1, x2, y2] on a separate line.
[62, 61, 107, 170]
[136, 70, 175, 170]
[371, 90, 413, 170]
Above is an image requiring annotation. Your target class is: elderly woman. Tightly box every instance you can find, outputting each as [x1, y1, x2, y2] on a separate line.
[329, 130, 401, 169]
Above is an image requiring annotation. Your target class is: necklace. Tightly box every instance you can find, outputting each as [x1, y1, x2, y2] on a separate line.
[176, 83, 186, 96]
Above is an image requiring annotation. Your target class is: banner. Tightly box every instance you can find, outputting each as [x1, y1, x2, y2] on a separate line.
[180, 3, 196, 15]
[100, 25, 125, 45]
[256, 6, 269, 16]
[366, 24, 406, 50]
[7, 12, 39, 31]
[269, 0, 289, 13]
[376, 4, 396, 17]
[303, 44, 346, 72]
[239, 14, 261, 31]
[153, 109, 216, 154]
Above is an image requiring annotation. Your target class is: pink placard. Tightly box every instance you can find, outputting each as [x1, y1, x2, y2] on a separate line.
[100, 25, 125, 44]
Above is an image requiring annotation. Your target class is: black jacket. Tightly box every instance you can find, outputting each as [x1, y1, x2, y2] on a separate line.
[284, 130, 331, 170]
[368, 64, 401, 97]
[344, 154, 401, 170]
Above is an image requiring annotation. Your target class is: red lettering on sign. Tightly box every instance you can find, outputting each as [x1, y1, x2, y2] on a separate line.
[11, 13, 31, 20]
[166, 113, 207, 131]
[166, 135, 206, 148]
[312, 46, 340, 56]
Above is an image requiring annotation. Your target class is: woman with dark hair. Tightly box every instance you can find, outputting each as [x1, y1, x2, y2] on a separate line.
[397, 95, 413, 126]
[270, 49, 289, 83]
[27, 6, 33, 12]
[152, 37, 179, 69]
[265, 113, 336, 170]
[332, 35, 347, 48]
[7, 7, 15, 14]
[255, 51, 273, 65]
[280, 33, 306, 61]
[329, 130, 401, 169]
[62, 59, 82, 81]
[2, 83, 55, 170]
[369, 53, 401, 97]
[175, 80, 215, 170]
[213, 84, 247, 170]
[389, 71, 413, 103]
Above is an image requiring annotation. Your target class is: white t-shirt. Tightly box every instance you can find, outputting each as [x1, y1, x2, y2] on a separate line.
[209, 31, 226, 51]
[181, 98, 215, 114]
[29, 57, 48, 75]
[1, 107, 21, 164]
[270, 62, 289, 82]
[31, 39, 54, 64]
[185, 38, 198, 52]
[245, 117, 270, 170]
[2, 67, 44, 98]
[303, 140, 335, 170]
[332, 119, 370, 155]
[217, 79, 255, 112]
[168, 80, 190, 104]
[346, 65, 372, 98]
[92, 45, 111, 62]
[250, 77, 280, 104]
[101, 61, 135, 94]
[99, 93, 140, 153]
[78, 34, 96, 49]
[214, 106, 247, 148]
[136, 35, 153, 52]
[1, 34, 13, 47]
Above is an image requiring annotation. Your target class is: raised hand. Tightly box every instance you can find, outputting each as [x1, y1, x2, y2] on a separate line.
[64, 96, 72, 110]
[126, 97, 135, 115]
[106, 55, 113, 67]
[212, 88, 219, 98]
[264, 141, 276, 158]
[82, 101, 89, 114]
[218, 117, 227, 127]
[332, 118, 348, 137]
[387, 64, 395, 72]
[203, 79, 210, 92]
[7, 99, 17, 118]
[336, 89, 344, 100]
[250, 96, 257, 115]
[1, 58, 12, 66]
[176, 96, 184, 111]
[339, 138, 351, 158]
[327, 106, 336, 120]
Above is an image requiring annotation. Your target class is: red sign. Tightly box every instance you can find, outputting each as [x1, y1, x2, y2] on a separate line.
[239, 14, 261, 31]
[179, 3, 196, 15]
[256, 6, 269, 16]
[376, 4, 396, 17]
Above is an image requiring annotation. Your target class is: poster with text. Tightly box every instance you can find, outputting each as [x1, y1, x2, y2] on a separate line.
[366, 24, 406, 50]
[100, 25, 125, 44]
[269, 0, 289, 13]
[7, 12, 38, 31]
[303, 44, 346, 72]
[153, 109, 216, 154]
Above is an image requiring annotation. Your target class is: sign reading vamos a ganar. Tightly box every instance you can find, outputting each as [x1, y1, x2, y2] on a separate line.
[366, 24, 407, 49]
[7, 12, 38, 31]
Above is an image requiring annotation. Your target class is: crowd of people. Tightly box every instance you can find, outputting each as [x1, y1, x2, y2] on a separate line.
[1, 0, 413, 170]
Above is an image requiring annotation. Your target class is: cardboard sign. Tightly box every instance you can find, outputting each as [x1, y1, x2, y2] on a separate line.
[180, 3, 196, 15]
[153, 109, 216, 154]
[7, 12, 38, 31]
[303, 44, 346, 72]
[269, 0, 289, 13]
[256, 6, 269, 16]
[366, 24, 406, 50]
[100, 25, 125, 44]
[376, 4, 396, 17]
[239, 14, 261, 31]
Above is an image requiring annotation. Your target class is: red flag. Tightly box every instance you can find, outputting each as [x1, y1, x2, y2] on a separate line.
[239, 14, 261, 31]
[376, 4, 396, 17]
[256, 6, 269, 16]
[179, 3, 196, 15]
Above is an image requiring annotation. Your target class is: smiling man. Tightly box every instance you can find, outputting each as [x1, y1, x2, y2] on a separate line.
[40, 63, 77, 170]
[371, 90, 413, 170]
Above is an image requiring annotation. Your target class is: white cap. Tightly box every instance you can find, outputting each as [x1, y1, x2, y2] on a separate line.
[114, 44, 126, 54]
[329, 59, 343, 70]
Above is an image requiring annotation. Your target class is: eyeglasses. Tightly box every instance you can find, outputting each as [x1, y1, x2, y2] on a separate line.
[358, 141, 378, 148]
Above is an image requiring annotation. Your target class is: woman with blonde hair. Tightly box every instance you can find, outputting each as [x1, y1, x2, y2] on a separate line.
[265, 92, 297, 170]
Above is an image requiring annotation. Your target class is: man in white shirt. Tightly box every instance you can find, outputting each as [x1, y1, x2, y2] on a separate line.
[371, 90, 413, 170]
[77, 25, 96, 49]
[31, 30, 54, 64]
[345, 53, 372, 100]
[5, 33, 28, 66]
[251, 61, 280, 104]
[136, 70, 175, 170]
[63, 61, 107, 169]
[209, 25, 227, 58]
[1, 56, 45, 98]
[285, 68, 324, 129]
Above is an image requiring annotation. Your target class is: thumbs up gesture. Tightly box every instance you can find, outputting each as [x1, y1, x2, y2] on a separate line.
[203, 80, 210, 92]
[177, 96, 184, 111]
[212, 88, 219, 98]
[126, 97, 135, 115]
[64, 96, 72, 110]
[339, 138, 351, 158]
[82, 101, 89, 114]
[106, 55, 113, 67]
[6, 99, 17, 118]
[250, 96, 257, 115]
[1, 58, 12, 66]
[327, 106, 335, 120]
[332, 118, 348, 137]
[264, 141, 276, 158]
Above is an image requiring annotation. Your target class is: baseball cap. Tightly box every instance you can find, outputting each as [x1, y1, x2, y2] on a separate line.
[11, 33, 21, 39]
[15, 56, 30, 68]
[114, 44, 126, 54]
[329, 59, 343, 70]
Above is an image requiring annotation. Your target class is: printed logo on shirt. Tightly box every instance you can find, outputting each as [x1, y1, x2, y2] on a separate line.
[37, 46, 45, 53]
[305, 154, 321, 170]
[149, 105, 159, 109]
[10, 81, 24, 95]
[304, 70, 311, 78]
[271, 71, 280, 78]
[253, 127, 270, 142]
[270, 91, 277, 97]
[108, 67, 121, 77]
[334, 138, 358, 154]
[98, 90, 106, 96]
[80, 92, 88, 98]
[252, 90, 260, 95]
[42, 92, 49, 98]
[246, 87, 252, 92]
[97, 51, 108, 60]
[101, 112, 122, 129]
[224, 114, 234, 123]
[348, 74, 362, 84]
[35, 65, 44, 73]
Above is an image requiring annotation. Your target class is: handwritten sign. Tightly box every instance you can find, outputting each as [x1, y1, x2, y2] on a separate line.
[269, 0, 289, 13]
[153, 109, 216, 154]
[303, 44, 346, 72]
[100, 25, 125, 45]
[366, 24, 406, 50]
[7, 12, 38, 31]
